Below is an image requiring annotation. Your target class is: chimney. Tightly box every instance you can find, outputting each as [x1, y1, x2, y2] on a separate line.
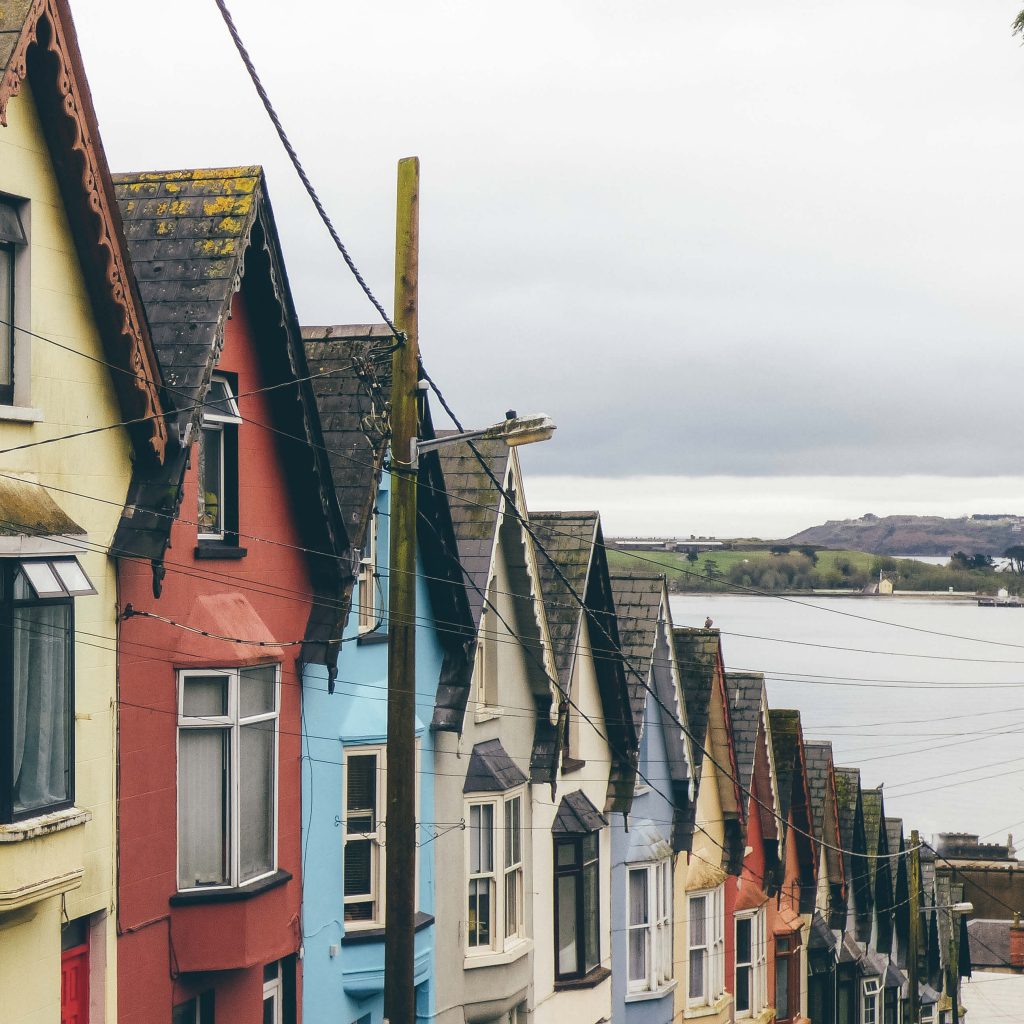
[1011, 912, 1024, 970]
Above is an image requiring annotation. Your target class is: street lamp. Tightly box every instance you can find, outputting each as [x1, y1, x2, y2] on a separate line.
[411, 410, 556, 463]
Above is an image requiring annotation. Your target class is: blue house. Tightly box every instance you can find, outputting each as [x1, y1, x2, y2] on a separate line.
[299, 326, 474, 1024]
[608, 574, 696, 1024]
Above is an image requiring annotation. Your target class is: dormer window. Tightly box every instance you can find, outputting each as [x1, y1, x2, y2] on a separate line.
[198, 373, 241, 546]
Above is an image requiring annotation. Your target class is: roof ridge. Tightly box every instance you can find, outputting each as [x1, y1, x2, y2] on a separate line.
[112, 165, 262, 182]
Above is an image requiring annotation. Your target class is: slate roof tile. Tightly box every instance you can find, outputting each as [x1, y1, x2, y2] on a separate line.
[464, 738, 529, 794]
[673, 626, 720, 783]
[725, 671, 764, 795]
[609, 573, 664, 734]
[553, 789, 608, 834]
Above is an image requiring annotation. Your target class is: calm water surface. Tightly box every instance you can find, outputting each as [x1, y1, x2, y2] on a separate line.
[669, 594, 1024, 840]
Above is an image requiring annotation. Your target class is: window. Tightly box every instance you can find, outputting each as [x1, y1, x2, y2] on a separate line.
[554, 831, 601, 980]
[198, 373, 241, 542]
[688, 886, 724, 1006]
[466, 791, 524, 953]
[476, 576, 499, 708]
[775, 933, 802, 1022]
[0, 200, 26, 406]
[263, 961, 282, 1024]
[862, 978, 881, 1024]
[344, 746, 385, 925]
[920, 1006, 935, 1024]
[627, 858, 673, 994]
[177, 664, 279, 890]
[1, 557, 94, 822]
[734, 908, 767, 1016]
[172, 993, 213, 1024]
[883, 986, 899, 1024]
[357, 509, 379, 633]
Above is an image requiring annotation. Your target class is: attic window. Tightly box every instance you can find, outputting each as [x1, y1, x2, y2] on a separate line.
[0, 199, 27, 407]
[198, 374, 241, 546]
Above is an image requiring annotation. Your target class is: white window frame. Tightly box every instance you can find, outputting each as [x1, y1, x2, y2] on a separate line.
[465, 788, 526, 956]
[0, 195, 32, 411]
[734, 907, 767, 1017]
[627, 857, 673, 996]
[687, 884, 725, 1007]
[198, 373, 241, 541]
[862, 977, 881, 1024]
[343, 745, 387, 928]
[357, 508, 379, 633]
[920, 1005, 935, 1024]
[262, 960, 283, 1024]
[176, 665, 280, 892]
[476, 575, 500, 709]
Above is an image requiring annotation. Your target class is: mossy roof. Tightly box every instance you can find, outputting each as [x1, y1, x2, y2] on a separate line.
[725, 671, 764, 796]
[609, 572, 664, 733]
[672, 626, 720, 781]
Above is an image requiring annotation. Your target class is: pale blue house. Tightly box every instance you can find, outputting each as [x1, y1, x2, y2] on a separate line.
[609, 574, 696, 1024]
[300, 326, 474, 1024]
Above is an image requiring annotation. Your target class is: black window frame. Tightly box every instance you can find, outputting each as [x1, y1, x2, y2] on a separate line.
[0, 559, 77, 823]
[0, 197, 26, 408]
[197, 371, 241, 551]
[553, 830, 601, 981]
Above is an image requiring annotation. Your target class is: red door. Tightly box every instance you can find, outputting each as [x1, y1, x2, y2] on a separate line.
[61, 940, 89, 1024]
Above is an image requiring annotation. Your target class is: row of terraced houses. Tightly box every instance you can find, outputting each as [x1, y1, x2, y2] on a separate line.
[0, 3, 970, 1024]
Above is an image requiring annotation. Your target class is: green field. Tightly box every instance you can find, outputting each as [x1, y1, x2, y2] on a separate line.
[606, 546, 874, 580]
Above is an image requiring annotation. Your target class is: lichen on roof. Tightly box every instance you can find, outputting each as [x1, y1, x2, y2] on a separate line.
[0, 476, 84, 537]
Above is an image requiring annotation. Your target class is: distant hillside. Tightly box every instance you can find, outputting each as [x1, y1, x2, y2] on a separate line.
[786, 513, 1024, 556]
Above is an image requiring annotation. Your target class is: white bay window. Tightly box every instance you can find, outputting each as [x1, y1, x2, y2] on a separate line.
[466, 790, 525, 954]
[177, 664, 279, 890]
[687, 885, 725, 1006]
[627, 858, 673, 995]
[734, 908, 767, 1017]
[343, 746, 385, 925]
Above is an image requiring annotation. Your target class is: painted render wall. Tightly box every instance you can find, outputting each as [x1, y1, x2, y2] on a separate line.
[117, 292, 314, 1023]
[0, 80, 134, 1024]
[676, 748, 732, 1024]
[301, 477, 441, 1024]
[532, 615, 615, 1024]
[611, 611, 685, 1024]
[432, 514, 538, 1024]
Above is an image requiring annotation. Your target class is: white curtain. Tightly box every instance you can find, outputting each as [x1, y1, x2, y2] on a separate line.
[12, 605, 69, 814]
[178, 729, 227, 887]
[240, 720, 274, 881]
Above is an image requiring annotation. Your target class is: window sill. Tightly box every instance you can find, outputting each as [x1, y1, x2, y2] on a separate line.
[626, 979, 677, 1003]
[0, 404, 43, 424]
[553, 965, 611, 991]
[194, 544, 248, 560]
[170, 868, 291, 905]
[474, 705, 504, 724]
[357, 630, 389, 646]
[341, 911, 434, 944]
[686, 993, 733, 1018]
[0, 805, 90, 843]
[464, 937, 532, 970]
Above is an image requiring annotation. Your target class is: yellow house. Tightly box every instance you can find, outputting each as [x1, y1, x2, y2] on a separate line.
[672, 627, 745, 1024]
[0, 2, 166, 1021]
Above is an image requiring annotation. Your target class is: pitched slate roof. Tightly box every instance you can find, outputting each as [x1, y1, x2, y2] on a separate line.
[112, 167, 260, 413]
[769, 709, 801, 823]
[302, 325, 392, 552]
[0, 3, 33, 81]
[531, 512, 601, 690]
[552, 789, 608, 834]
[967, 919, 1012, 969]
[886, 817, 905, 903]
[725, 672, 763, 795]
[673, 626, 720, 782]
[464, 739, 529, 794]
[862, 787, 884, 886]
[532, 511, 637, 813]
[833, 767, 862, 855]
[436, 439, 511, 628]
[609, 573, 663, 734]
[804, 740, 833, 849]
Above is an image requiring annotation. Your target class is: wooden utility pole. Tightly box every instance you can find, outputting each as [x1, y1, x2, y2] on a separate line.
[908, 830, 921, 1023]
[384, 156, 420, 1024]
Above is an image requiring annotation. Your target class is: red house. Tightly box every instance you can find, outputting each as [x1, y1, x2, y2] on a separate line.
[111, 168, 348, 1023]
[723, 673, 781, 1022]
[769, 709, 818, 1024]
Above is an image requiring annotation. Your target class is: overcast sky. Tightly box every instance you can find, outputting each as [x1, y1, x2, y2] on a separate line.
[73, 1, 1024, 532]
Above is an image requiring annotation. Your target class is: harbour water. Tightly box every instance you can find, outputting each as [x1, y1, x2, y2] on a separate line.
[669, 593, 1024, 840]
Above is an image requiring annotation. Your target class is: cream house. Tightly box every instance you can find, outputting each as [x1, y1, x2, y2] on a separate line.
[672, 627, 745, 1024]
[0, 3, 166, 1021]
